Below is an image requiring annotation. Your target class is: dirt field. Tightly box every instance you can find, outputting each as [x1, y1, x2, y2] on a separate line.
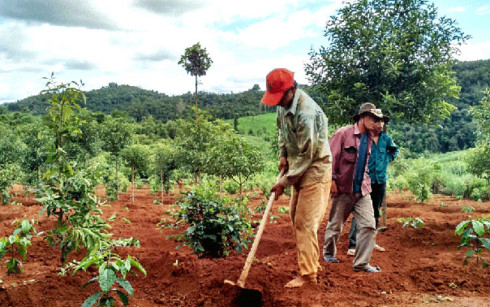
[0, 186, 489, 307]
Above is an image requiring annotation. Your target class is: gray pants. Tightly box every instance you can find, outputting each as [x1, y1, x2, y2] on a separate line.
[323, 193, 376, 270]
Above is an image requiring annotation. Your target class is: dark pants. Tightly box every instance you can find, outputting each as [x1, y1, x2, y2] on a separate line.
[348, 182, 386, 249]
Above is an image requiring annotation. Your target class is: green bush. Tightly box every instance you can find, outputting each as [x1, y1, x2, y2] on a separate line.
[455, 215, 490, 267]
[164, 186, 252, 258]
[105, 175, 130, 201]
[0, 219, 37, 274]
[222, 179, 239, 195]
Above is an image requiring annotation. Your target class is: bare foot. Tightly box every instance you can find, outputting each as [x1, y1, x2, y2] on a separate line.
[284, 275, 317, 288]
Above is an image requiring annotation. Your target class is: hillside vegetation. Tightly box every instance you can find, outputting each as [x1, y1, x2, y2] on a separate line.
[2, 59, 490, 155]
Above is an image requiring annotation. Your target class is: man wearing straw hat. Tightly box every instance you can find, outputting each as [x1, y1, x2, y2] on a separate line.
[322, 103, 383, 273]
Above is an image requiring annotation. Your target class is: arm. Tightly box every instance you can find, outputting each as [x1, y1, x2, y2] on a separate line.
[386, 134, 398, 162]
[328, 128, 344, 197]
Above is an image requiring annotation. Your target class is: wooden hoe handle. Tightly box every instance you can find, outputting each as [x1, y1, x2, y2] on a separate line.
[236, 170, 285, 288]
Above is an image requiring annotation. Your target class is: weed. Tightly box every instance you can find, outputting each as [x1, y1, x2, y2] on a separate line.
[397, 217, 424, 228]
[455, 215, 490, 267]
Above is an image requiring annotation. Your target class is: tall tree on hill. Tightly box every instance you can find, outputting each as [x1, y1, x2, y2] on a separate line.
[178, 42, 213, 120]
[306, 0, 470, 125]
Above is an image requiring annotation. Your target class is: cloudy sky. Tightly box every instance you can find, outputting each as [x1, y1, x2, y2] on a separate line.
[1, 0, 489, 103]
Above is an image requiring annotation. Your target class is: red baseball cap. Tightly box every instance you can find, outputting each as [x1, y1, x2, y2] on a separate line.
[261, 68, 294, 106]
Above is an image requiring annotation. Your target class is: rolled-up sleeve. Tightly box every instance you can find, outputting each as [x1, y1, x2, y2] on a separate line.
[277, 116, 288, 159]
[387, 135, 398, 162]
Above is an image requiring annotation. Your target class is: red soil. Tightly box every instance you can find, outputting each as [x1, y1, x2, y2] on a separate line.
[0, 186, 489, 307]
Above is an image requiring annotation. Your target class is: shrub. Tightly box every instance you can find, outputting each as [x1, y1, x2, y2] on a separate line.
[397, 217, 424, 228]
[0, 219, 37, 274]
[222, 179, 239, 195]
[163, 187, 252, 258]
[74, 249, 146, 307]
[455, 215, 490, 267]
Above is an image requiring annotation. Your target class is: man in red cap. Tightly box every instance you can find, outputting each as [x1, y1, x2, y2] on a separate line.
[263, 68, 332, 288]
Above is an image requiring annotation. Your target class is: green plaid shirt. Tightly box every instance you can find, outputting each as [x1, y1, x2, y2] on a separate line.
[277, 89, 332, 188]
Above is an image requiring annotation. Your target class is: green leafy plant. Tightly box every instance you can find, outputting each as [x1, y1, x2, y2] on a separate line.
[462, 206, 475, 213]
[397, 217, 425, 229]
[163, 187, 252, 258]
[278, 206, 289, 214]
[74, 249, 146, 307]
[37, 165, 112, 262]
[0, 219, 37, 274]
[455, 215, 490, 267]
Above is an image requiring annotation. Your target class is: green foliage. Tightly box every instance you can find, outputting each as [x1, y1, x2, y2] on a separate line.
[389, 150, 489, 202]
[121, 144, 151, 180]
[152, 142, 178, 200]
[455, 215, 490, 267]
[391, 158, 435, 202]
[206, 133, 264, 199]
[163, 186, 252, 258]
[0, 164, 21, 205]
[467, 88, 490, 179]
[36, 76, 112, 262]
[462, 206, 475, 213]
[178, 42, 213, 79]
[0, 219, 37, 274]
[278, 206, 289, 215]
[178, 42, 213, 116]
[37, 164, 112, 262]
[175, 114, 232, 181]
[306, 0, 468, 125]
[74, 249, 146, 307]
[397, 217, 425, 229]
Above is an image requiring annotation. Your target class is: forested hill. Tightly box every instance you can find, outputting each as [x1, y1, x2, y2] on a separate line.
[3, 59, 490, 153]
[5, 82, 272, 122]
[389, 59, 490, 154]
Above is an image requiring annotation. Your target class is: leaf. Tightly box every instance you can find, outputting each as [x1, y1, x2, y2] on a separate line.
[82, 291, 102, 307]
[455, 220, 470, 235]
[115, 278, 134, 296]
[116, 289, 130, 305]
[82, 276, 99, 289]
[480, 238, 490, 251]
[465, 250, 475, 258]
[98, 269, 116, 293]
[129, 259, 147, 276]
[472, 220, 485, 237]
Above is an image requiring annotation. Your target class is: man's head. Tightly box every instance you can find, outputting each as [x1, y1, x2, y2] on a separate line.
[261, 68, 297, 108]
[354, 103, 390, 132]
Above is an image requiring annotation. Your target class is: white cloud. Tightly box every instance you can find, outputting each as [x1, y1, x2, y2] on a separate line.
[447, 7, 465, 13]
[476, 6, 489, 15]
[0, 0, 488, 104]
[456, 41, 490, 61]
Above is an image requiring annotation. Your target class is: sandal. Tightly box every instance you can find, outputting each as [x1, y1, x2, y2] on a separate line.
[323, 256, 340, 263]
[354, 265, 381, 273]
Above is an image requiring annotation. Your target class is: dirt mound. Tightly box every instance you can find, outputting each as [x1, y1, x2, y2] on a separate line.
[0, 188, 489, 306]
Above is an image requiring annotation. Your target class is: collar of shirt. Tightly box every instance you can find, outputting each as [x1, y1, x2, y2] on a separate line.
[284, 89, 300, 116]
[353, 121, 362, 135]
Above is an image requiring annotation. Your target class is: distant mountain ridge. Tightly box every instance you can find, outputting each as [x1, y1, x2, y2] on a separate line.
[5, 82, 270, 122]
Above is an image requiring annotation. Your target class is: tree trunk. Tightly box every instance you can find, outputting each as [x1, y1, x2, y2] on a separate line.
[195, 75, 198, 121]
[115, 158, 119, 201]
[131, 164, 135, 204]
[160, 171, 164, 204]
[239, 182, 243, 202]
[219, 175, 223, 194]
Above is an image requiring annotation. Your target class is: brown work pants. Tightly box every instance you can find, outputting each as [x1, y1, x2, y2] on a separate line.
[323, 193, 376, 270]
[290, 180, 332, 277]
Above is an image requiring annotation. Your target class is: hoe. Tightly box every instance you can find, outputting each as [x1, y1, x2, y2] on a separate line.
[224, 170, 284, 306]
